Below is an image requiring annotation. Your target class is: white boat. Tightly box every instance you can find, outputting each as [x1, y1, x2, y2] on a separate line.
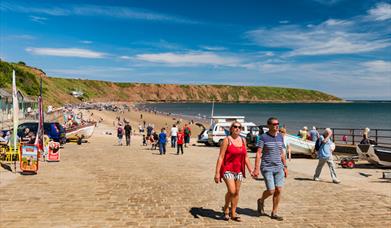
[66, 123, 95, 140]
[356, 144, 391, 167]
[286, 134, 316, 158]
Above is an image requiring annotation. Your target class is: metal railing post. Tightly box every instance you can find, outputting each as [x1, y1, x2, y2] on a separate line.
[352, 129, 355, 145]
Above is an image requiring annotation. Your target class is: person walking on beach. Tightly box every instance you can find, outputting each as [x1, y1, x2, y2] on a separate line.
[313, 128, 341, 184]
[177, 128, 185, 155]
[159, 128, 167, 155]
[279, 127, 292, 161]
[124, 122, 132, 146]
[253, 117, 288, 221]
[214, 121, 253, 222]
[170, 124, 178, 148]
[309, 126, 319, 142]
[117, 124, 124, 146]
[183, 124, 191, 147]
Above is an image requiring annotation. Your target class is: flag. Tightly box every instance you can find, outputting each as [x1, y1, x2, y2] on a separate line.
[35, 78, 44, 148]
[12, 70, 19, 151]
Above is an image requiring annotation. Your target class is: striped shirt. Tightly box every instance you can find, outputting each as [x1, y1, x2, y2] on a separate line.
[257, 132, 285, 172]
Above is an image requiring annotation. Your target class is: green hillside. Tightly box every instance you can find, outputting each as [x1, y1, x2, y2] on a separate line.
[0, 60, 343, 106]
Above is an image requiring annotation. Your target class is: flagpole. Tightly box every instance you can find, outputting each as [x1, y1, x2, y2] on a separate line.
[12, 70, 19, 172]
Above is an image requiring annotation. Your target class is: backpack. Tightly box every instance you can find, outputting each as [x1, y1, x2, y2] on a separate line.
[184, 127, 190, 135]
[315, 138, 322, 151]
[117, 127, 123, 135]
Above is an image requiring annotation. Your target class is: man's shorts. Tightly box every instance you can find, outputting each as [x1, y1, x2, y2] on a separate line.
[223, 171, 243, 182]
[261, 169, 285, 190]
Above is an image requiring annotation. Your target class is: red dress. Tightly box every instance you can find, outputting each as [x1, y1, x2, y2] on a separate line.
[220, 137, 247, 180]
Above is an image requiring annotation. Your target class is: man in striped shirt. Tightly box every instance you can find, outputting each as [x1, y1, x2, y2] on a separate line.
[253, 117, 287, 221]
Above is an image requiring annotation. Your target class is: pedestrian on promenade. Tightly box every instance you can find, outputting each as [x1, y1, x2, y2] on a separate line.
[313, 128, 341, 184]
[170, 124, 178, 148]
[142, 135, 147, 146]
[253, 117, 288, 221]
[146, 124, 153, 137]
[177, 128, 184, 155]
[214, 121, 253, 222]
[183, 124, 191, 147]
[309, 126, 319, 142]
[124, 122, 132, 146]
[117, 124, 124, 146]
[279, 127, 292, 161]
[151, 131, 159, 150]
[159, 128, 167, 155]
[298, 126, 308, 140]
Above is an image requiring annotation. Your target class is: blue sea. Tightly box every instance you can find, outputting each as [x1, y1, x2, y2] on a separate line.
[141, 102, 391, 132]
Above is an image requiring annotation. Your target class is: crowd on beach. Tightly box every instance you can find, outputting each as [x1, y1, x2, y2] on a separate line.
[113, 114, 193, 155]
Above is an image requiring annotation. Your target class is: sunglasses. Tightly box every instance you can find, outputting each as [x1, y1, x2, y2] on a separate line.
[271, 122, 279, 126]
[232, 125, 242, 129]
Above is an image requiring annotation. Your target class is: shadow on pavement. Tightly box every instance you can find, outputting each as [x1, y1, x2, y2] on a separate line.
[294, 177, 314, 181]
[1, 162, 13, 172]
[236, 207, 260, 217]
[189, 207, 223, 220]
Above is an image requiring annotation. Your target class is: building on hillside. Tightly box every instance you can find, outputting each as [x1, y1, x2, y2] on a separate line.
[0, 88, 38, 125]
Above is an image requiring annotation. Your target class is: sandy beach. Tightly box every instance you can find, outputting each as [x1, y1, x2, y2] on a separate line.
[1, 108, 390, 227]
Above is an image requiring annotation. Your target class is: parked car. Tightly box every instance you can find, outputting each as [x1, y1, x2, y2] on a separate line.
[207, 121, 257, 146]
[196, 123, 211, 146]
[17, 122, 66, 145]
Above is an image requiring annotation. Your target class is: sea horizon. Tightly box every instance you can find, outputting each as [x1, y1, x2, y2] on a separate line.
[139, 101, 391, 132]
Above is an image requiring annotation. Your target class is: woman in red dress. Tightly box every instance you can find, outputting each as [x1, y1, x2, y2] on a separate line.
[214, 121, 253, 221]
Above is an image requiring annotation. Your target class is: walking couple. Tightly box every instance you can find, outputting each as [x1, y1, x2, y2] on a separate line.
[214, 117, 287, 222]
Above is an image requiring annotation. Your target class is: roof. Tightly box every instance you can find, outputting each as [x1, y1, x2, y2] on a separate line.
[210, 116, 246, 123]
[0, 88, 12, 97]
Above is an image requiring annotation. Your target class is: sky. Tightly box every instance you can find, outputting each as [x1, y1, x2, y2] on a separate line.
[0, 0, 390, 100]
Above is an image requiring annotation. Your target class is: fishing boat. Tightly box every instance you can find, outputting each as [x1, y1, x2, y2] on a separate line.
[286, 134, 316, 158]
[356, 144, 391, 167]
[66, 122, 95, 140]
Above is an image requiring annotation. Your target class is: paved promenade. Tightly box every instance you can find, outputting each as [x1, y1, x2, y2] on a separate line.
[1, 126, 390, 227]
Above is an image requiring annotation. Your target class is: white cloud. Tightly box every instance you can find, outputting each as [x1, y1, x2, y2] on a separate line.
[1, 2, 199, 24]
[135, 51, 242, 67]
[323, 19, 352, 26]
[29, 15, 47, 23]
[367, 2, 391, 21]
[48, 67, 133, 76]
[26, 47, 106, 58]
[80, 40, 92, 44]
[119, 56, 131, 60]
[246, 18, 391, 56]
[361, 60, 391, 72]
[200, 46, 227, 51]
[312, 0, 342, 5]
[7, 34, 36, 40]
[279, 20, 289, 24]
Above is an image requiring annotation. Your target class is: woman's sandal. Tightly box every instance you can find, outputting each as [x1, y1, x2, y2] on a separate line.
[222, 206, 230, 221]
[231, 216, 241, 222]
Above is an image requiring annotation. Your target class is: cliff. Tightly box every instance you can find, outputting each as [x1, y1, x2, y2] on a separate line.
[0, 60, 343, 106]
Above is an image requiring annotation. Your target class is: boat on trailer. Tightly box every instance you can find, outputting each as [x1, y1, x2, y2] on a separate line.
[286, 134, 316, 158]
[356, 144, 391, 167]
[66, 123, 95, 141]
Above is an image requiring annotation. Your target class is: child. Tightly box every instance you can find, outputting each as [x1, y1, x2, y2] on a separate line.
[117, 124, 123, 146]
[142, 135, 147, 146]
[177, 128, 185, 155]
